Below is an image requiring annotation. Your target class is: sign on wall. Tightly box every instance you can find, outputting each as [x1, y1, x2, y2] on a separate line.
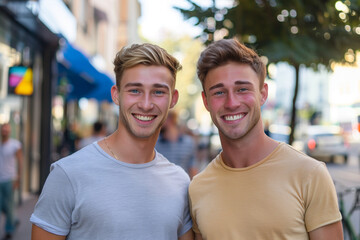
[8, 66, 33, 96]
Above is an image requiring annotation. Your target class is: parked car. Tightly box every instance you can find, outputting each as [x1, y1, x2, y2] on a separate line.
[302, 125, 349, 164]
[268, 124, 290, 143]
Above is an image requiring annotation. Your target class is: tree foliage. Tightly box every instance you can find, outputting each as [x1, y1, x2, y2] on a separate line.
[156, 35, 204, 113]
[176, 0, 360, 143]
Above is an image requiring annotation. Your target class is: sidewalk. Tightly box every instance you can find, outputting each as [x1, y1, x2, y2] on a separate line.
[0, 194, 38, 240]
[327, 154, 360, 188]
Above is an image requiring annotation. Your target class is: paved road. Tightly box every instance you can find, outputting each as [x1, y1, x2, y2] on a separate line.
[327, 152, 360, 239]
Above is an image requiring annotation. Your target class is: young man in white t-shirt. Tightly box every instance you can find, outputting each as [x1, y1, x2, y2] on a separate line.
[31, 43, 194, 240]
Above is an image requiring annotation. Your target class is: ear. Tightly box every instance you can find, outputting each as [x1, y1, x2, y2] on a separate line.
[169, 89, 179, 109]
[201, 91, 210, 111]
[260, 83, 268, 106]
[111, 85, 120, 105]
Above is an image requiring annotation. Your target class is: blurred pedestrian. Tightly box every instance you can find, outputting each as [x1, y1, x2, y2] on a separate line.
[0, 123, 23, 240]
[58, 123, 79, 157]
[156, 111, 198, 179]
[78, 121, 107, 149]
[31, 43, 193, 240]
[189, 39, 342, 239]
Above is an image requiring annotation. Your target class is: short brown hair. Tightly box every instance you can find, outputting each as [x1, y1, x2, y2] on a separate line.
[113, 43, 182, 88]
[197, 38, 266, 89]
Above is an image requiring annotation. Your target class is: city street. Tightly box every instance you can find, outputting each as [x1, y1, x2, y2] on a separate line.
[327, 140, 360, 239]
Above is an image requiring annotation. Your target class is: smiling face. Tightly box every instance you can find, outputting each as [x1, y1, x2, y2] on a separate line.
[202, 62, 268, 141]
[112, 64, 178, 139]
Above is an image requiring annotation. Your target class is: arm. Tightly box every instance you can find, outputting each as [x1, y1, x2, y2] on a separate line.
[178, 229, 194, 240]
[14, 148, 23, 189]
[31, 225, 66, 240]
[308, 221, 343, 240]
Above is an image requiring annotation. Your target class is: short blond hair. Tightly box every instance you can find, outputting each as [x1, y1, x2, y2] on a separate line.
[113, 43, 182, 88]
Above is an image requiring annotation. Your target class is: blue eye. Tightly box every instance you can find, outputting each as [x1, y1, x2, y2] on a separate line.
[130, 89, 140, 94]
[238, 88, 248, 92]
[154, 90, 165, 95]
[214, 91, 224, 96]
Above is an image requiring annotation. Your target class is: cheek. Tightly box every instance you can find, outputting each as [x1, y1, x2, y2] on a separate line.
[241, 94, 258, 105]
[119, 94, 138, 108]
[207, 98, 224, 111]
[156, 96, 172, 108]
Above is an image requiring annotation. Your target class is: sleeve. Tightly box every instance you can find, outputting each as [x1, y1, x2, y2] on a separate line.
[304, 162, 342, 232]
[179, 187, 193, 236]
[30, 163, 75, 236]
[14, 139, 22, 151]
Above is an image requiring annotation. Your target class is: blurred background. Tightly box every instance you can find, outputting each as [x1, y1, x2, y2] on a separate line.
[0, 0, 360, 238]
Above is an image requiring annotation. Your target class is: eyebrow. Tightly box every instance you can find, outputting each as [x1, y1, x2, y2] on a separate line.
[208, 83, 224, 91]
[208, 80, 252, 91]
[124, 82, 170, 90]
[153, 83, 170, 90]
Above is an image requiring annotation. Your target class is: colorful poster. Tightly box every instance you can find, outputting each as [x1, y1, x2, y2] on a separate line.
[8, 66, 33, 96]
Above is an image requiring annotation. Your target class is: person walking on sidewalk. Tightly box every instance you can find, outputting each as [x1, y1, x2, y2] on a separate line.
[31, 43, 193, 240]
[0, 123, 23, 240]
[77, 121, 107, 149]
[156, 110, 198, 179]
[189, 38, 343, 240]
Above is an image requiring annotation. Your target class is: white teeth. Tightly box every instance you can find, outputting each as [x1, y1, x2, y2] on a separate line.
[224, 114, 244, 121]
[134, 114, 154, 121]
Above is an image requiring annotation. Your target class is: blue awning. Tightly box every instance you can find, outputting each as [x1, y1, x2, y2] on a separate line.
[56, 39, 114, 102]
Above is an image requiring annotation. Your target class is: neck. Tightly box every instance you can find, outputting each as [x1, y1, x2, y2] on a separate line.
[220, 124, 279, 168]
[102, 128, 158, 164]
[1, 136, 9, 143]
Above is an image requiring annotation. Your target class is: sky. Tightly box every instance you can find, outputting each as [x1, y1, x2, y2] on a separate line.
[138, 0, 202, 42]
[138, 0, 234, 42]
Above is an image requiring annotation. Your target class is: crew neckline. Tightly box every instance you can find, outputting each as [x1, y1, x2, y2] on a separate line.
[218, 142, 284, 171]
[93, 141, 158, 169]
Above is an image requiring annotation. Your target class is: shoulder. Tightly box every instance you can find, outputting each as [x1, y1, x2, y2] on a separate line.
[190, 155, 218, 185]
[276, 143, 322, 165]
[270, 143, 328, 178]
[155, 151, 190, 180]
[9, 138, 21, 149]
[51, 143, 103, 173]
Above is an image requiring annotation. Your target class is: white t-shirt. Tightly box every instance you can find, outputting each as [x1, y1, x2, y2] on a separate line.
[0, 138, 21, 182]
[31, 142, 192, 239]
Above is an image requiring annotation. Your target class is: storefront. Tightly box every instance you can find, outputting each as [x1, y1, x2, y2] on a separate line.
[0, 2, 59, 196]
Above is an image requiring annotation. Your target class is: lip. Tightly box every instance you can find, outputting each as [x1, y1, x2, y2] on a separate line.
[221, 113, 246, 123]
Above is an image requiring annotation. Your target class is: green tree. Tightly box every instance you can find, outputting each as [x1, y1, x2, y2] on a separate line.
[160, 35, 203, 112]
[176, 0, 360, 144]
[139, 31, 204, 118]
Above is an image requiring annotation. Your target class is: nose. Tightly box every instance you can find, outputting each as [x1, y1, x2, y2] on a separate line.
[224, 92, 240, 110]
[138, 92, 154, 111]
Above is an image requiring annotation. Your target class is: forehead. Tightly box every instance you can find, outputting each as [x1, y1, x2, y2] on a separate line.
[121, 65, 174, 88]
[204, 62, 259, 90]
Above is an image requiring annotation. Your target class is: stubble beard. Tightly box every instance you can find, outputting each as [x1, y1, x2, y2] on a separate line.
[216, 110, 261, 141]
[119, 110, 166, 139]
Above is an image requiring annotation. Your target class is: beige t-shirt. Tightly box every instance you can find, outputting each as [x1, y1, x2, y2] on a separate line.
[189, 143, 341, 240]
